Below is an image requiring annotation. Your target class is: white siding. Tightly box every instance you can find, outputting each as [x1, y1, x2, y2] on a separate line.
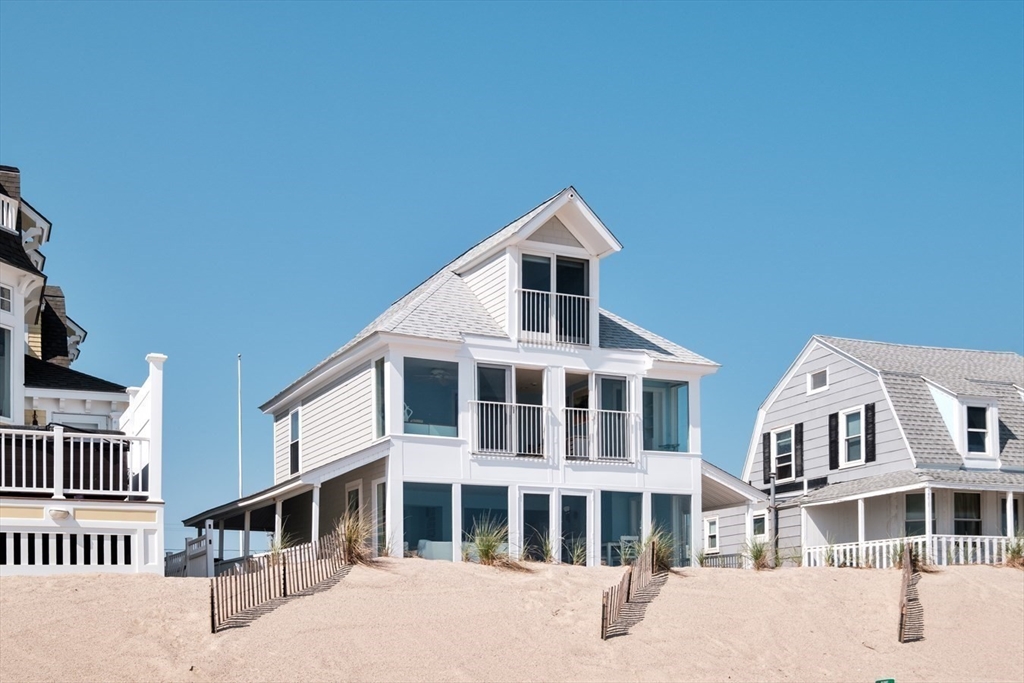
[749, 343, 912, 489]
[704, 504, 747, 556]
[273, 413, 290, 483]
[280, 457, 388, 544]
[462, 252, 508, 331]
[777, 506, 802, 564]
[526, 216, 583, 248]
[300, 362, 374, 472]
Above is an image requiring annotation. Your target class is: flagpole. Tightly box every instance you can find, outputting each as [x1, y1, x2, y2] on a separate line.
[237, 353, 244, 557]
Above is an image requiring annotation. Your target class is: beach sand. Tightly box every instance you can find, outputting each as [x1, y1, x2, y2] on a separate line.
[1, 561, 1021, 682]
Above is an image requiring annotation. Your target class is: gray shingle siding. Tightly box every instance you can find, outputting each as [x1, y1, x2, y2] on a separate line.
[705, 504, 747, 556]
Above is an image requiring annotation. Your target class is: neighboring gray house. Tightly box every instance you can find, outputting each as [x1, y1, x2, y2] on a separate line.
[741, 336, 1024, 568]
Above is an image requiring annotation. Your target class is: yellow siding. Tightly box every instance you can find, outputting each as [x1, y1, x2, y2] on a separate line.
[74, 508, 157, 523]
[0, 505, 45, 520]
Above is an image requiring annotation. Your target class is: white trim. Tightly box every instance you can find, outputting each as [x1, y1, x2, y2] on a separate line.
[372, 357, 386, 440]
[806, 367, 829, 395]
[289, 407, 302, 476]
[701, 461, 767, 503]
[839, 406, 865, 469]
[770, 425, 796, 484]
[751, 512, 767, 541]
[51, 412, 110, 430]
[960, 399, 999, 461]
[371, 477, 387, 556]
[703, 516, 719, 554]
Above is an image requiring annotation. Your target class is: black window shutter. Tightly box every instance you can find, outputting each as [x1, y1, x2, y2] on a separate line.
[794, 423, 804, 479]
[865, 403, 876, 463]
[762, 432, 771, 485]
[828, 413, 839, 470]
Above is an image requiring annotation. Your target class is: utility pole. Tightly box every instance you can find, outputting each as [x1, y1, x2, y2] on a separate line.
[237, 353, 243, 558]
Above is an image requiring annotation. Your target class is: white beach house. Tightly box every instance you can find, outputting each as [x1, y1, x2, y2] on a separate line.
[184, 187, 761, 569]
[740, 335, 1023, 567]
[0, 165, 167, 576]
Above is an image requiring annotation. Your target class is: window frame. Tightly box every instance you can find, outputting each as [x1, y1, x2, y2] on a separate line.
[402, 357, 461, 438]
[345, 479, 363, 519]
[373, 357, 386, 440]
[704, 516, 719, 554]
[288, 408, 301, 476]
[752, 512, 767, 540]
[964, 404, 991, 457]
[0, 324, 12, 422]
[771, 425, 795, 484]
[839, 406, 865, 469]
[904, 491, 936, 537]
[52, 413, 110, 430]
[806, 367, 829, 395]
[641, 378, 689, 453]
[0, 285, 11, 313]
[953, 492, 982, 536]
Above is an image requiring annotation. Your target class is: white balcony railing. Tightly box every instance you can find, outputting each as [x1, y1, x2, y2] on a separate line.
[804, 534, 1013, 569]
[0, 195, 15, 232]
[470, 401, 546, 457]
[564, 407, 636, 463]
[518, 289, 591, 346]
[0, 426, 152, 499]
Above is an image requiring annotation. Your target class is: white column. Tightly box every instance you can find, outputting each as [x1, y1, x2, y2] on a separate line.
[242, 510, 251, 558]
[857, 498, 866, 567]
[217, 520, 225, 561]
[800, 506, 808, 566]
[451, 483, 463, 562]
[144, 353, 167, 502]
[550, 490, 561, 564]
[589, 490, 599, 567]
[385, 450, 403, 558]
[1007, 492, 1016, 538]
[924, 486, 934, 564]
[274, 499, 283, 543]
[312, 483, 321, 544]
[508, 486, 522, 560]
[641, 491, 652, 540]
[52, 425, 65, 499]
[688, 378, 701, 454]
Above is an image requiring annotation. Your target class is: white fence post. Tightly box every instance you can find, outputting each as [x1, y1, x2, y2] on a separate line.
[204, 519, 215, 577]
[144, 354, 167, 502]
[52, 425, 65, 499]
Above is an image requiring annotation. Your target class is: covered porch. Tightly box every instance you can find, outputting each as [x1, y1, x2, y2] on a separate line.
[801, 470, 1023, 568]
[180, 445, 389, 576]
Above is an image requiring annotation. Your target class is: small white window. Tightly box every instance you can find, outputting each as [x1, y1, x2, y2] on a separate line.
[772, 427, 794, 482]
[704, 517, 719, 553]
[966, 406, 988, 454]
[0, 286, 11, 313]
[345, 480, 362, 517]
[840, 407, 863, 467]
[752, 513, 767, 539]
[806, 368, 828, 394]
[289, 410, 301, 475]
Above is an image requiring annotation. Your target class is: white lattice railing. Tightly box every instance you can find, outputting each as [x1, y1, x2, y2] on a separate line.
[470, 401, 547, 457]
[0, 427, 151, 499]
[564, 408, 637, 463]
[518, 289, 591, 346]
[805, 535, 1012, 568]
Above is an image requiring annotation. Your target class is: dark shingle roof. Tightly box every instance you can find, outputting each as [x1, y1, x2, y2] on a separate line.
[0, 228, 43, 276]
[24, 355, 126, 393]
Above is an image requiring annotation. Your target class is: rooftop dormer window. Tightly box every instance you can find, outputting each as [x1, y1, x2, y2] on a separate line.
[519, 253, 590, 345]
[966, 406, 988, 454]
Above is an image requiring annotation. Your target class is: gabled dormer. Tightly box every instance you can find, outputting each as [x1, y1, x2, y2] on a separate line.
[455, 187, 622, 348]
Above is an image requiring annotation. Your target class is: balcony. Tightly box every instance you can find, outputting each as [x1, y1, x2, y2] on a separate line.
[518, 289, 591, 346]
[564, 407, 637, 463]
[470, 401, 547, 457]
[0, 426, 153, 500]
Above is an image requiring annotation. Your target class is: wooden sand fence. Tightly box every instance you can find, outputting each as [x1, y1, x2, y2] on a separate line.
[210, 529, 348, 632]
[897, 543, 914, 643]
[601, 539, 657, 640]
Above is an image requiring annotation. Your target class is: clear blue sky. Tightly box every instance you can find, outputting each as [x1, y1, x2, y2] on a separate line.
[2, 2, 1021, 551]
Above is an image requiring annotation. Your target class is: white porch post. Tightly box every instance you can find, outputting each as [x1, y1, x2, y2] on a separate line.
[217, 520, 225, 561]
[641, 491, 652, 540]
[274, 499, 283, 542]
[52, 425, 65, 499]
[1007, 492, 1016, 538]
[204, 519, 215, 577]
[924, 486, 934, 564]
[144, 353, 167, 502]
[800, 506, 807, 566]
[242, 510, 251, 558]
[857, 498, 866, 567]
[451, 483, 463, 562]
[312, 483, 321, 545]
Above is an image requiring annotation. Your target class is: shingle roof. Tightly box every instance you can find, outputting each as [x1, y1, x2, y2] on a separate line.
[23, 355, 126, 393]
[0, 228, 43, 276]
[261, 189, 715, 411]
[795, 468, 1024, 505]
[818, 336, 1024, 469]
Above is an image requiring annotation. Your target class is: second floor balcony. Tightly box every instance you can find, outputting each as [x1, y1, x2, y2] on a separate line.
[518, 289, 591, 346]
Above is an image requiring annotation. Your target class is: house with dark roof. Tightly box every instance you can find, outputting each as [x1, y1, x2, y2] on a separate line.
[739, 335, 1024, 568]
[184, 187, 761, 570]
[1, 165, 168, 576]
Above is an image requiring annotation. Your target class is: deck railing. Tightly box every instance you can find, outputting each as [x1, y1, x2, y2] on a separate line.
[804, 534, 1011, 568]
[0, 426, 151, 499]
[565, 408, 636, 463]
[518, 289, 591, 346]
[1, 527, 143, 575]
[470, 401, 546, 457]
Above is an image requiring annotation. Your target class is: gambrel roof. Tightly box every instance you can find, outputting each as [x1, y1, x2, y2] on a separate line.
[261, 188, 716, 411]
[817, 336, 1024, 469]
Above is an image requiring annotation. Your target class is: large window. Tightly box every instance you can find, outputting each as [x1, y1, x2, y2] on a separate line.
[652, 493, 692, 567]
[0, 327, 10, 419]
[905, 492, 935, 536]
[642, 379, 689, 452]
[520, 254, 590, 344]
[966, 406, 988, 454]
[772, 427, 794, 482]
[462, 485, 508, 541]
[841, 408, 863, 467]
[404, 482, 453, 560]
[601, 491, 642, 566]
[289, 410, 300, 475]
[403, 358, 459, 437]
[374, 358, 386, 439]
[954, 493, 982, 536]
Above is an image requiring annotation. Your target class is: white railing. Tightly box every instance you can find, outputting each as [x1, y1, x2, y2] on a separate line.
[518, 289, 591, 346]
[0, 527, 142, 576]
[471, 401, 547, 457]
[0, 195, 15, 231]
[165, 524, 214, 578]
[805, 534, 1012, 568]
[0, 427, 151, 499]
[564, 408, 636, 463]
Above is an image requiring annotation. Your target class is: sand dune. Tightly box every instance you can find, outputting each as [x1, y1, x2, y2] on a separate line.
[1, 561, 1021, 683]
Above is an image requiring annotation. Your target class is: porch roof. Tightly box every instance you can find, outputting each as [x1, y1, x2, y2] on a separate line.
[182, 441, 390, 529]
[795, 468, 1024, 507]
[702, 460, 767, 511]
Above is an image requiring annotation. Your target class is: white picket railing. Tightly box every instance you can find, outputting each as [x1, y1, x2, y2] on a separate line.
[0, 194, 16, 231]
[0, 527, 142, 575]
[805, 534, 1012, 568]
[0, 427, 151, 499]
[470, 401, 547, 457]
[165, 526, 214, 578]
[564, 408, 636, 463]
[518, 289, 591, 346]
